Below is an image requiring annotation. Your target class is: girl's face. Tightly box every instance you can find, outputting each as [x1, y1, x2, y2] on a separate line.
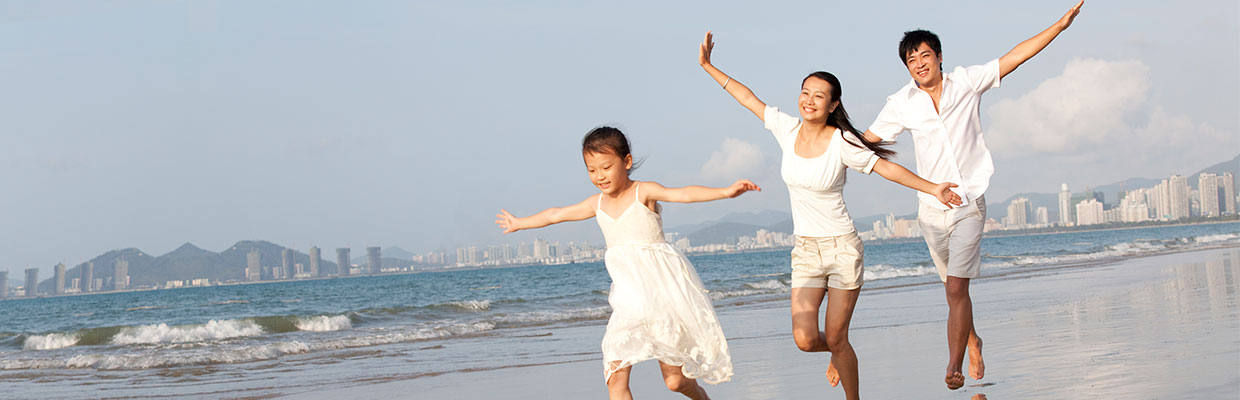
[583, 150, 633, 195]
[798, 76, 838, 123]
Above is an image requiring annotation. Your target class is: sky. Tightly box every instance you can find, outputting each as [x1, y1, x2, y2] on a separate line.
[1, 0, 1237, 278]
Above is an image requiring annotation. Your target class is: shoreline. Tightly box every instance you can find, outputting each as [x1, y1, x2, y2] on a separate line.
[290, 244, 1240, 399]
[5, 221, 1233, 302]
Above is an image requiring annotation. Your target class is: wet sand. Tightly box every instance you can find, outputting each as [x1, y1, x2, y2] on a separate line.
[294, 246, 1240, 399]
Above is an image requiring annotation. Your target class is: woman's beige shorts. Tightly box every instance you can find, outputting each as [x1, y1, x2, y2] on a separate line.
[790, 233, 864, 290]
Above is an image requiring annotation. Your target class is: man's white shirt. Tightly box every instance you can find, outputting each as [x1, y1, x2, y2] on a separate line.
[868, 59, 1001, 211]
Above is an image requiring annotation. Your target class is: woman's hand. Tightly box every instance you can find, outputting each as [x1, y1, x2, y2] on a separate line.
[699, 30, 715, 66]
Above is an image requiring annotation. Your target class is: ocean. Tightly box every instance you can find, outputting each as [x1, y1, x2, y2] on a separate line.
[1, 223, 1237, 398]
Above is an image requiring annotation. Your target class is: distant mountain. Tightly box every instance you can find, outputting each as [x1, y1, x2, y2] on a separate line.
[38, 248, 156, 294]
[1187, 154, 1240, 186]
[683, 222, 766, 245]
[36, 241, 344, 292]
[351, 246, 416, 264]
[667, 210, 790, 235]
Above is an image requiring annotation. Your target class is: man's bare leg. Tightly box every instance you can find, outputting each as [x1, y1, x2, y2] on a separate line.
[944, 276, 973, 390]
[968, 328, 984, 380]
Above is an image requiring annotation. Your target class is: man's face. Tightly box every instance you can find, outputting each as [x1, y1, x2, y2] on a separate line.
[905, 42, 943, 88]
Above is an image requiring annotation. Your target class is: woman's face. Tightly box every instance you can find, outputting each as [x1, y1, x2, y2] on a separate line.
[798, 76, 838, 123]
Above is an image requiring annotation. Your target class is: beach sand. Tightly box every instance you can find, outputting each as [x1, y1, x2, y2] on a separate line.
[294, 247, 1240, 399]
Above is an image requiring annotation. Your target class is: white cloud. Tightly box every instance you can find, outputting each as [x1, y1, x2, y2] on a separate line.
[699, 138, 766, 183]
[986, 58, 1150, 155]
[981, 58, 1238, 201]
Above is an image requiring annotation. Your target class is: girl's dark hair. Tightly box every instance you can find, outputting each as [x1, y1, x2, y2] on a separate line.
[582, 126, 642, 173]
[802, 71, 895, 160]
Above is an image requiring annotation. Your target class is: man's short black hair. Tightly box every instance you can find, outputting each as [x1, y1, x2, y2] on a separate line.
[899, 30, 942, 64]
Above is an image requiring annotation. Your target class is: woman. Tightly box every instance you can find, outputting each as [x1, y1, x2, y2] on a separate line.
[697, 31, 961, 400]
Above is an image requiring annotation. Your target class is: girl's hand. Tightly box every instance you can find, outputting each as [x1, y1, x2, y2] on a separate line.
[934, 183, 964, 208]
[495, 209, 521, 233]
[699, 30, 715, 66]
[723, 179, 761, 198]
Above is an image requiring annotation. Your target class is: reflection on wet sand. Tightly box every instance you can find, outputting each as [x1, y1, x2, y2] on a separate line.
[997, 249, 1239, 398]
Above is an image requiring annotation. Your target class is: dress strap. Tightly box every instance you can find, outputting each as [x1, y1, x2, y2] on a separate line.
[596, 192, 602, 211]
[634, 181, 640, 202]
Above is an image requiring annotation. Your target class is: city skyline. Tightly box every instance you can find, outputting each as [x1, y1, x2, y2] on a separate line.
[3, 152, 1237, 296]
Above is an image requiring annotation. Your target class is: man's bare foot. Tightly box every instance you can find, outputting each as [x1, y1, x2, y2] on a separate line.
[945, 371, 964, 390]
[971, 394, 988, 400]
[825, 359, 840, 387]
[968, 335, 985, 380]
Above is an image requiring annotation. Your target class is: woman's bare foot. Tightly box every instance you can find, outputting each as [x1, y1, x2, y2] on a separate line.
[825, 358, 840, 387]
[968, 335, 985, 380]
[945, 370, 965, 390]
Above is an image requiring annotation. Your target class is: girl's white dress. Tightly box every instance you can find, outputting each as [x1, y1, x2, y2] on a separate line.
[595, 183, 733, 384]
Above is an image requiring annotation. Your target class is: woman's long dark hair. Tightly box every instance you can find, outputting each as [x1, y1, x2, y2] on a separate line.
[803, 71, 895, 160]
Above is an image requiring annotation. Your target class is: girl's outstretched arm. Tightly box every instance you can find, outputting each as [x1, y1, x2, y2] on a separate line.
[699, 31, 766, 121]
[642, 180, 761, 204]
[871, 159, 964, 208]
[496, 195, 597, 233]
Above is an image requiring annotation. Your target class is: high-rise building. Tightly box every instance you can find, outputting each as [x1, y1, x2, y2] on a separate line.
[281, 248, 293, 280]
[1035, 207, 1049, 226]
[1120, 188, 1151, 223]
[1154, 179, 1170, 219]
[1007, 197, 1030, 228]
[1199, 173, 1219, 217]
[1169, 175, 1189, 220]
[114, 257, 129, 291]
[1222, 173, 1236, 215]
[82, 262, 94, 293]
[366, 247, 381, 274]
[533, 239, 548, 260]
[517, 243, 531, 260]
[337, 248, 351, 276]
[246, 249, 261, 281]
[1076, 198, 1104, 226]
[0, 270, 8, 299]
[1058, 184, 1072, 225]
[309, 246, 321, 277]
[25, 267, 39, 297]
[54, 263, 66, 295]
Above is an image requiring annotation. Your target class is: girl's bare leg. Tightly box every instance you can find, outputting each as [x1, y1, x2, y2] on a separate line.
[606, 363, 633, 400]
[659, 361, 710, 400]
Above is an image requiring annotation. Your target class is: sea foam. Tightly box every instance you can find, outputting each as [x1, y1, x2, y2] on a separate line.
[23, 333, 80, 350]
[294, 315, 352, 332]
[110, 319, 264, 345]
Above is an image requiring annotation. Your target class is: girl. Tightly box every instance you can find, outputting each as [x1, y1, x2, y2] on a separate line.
[697, 31, 962, 400]
[496, 127, 757, 400]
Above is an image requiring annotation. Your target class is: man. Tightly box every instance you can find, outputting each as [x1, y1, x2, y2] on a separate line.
[863, 1, 1084, 390]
